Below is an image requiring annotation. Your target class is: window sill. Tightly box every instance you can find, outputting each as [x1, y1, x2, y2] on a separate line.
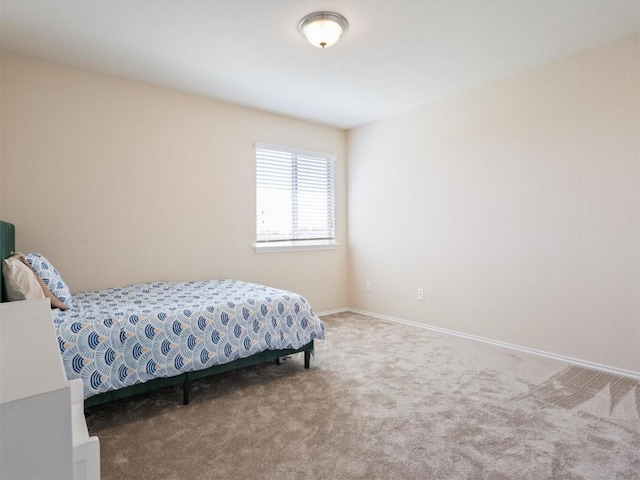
[254, 240, 338, 253]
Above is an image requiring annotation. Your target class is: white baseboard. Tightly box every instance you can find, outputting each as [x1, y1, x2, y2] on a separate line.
[348, 308, 640, 381]
[316, 307, 349, 317]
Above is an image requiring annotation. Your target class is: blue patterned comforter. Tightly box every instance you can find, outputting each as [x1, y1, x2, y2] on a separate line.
[52, 279, 325, 399]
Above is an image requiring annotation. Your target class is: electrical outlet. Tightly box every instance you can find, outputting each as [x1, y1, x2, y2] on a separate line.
[366, 281, 372, 292]
[417, 288, 424, 301]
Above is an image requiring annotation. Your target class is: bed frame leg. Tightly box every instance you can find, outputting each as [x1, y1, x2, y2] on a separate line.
[304, 350, 310, 369]
[183, 380, 190, 405]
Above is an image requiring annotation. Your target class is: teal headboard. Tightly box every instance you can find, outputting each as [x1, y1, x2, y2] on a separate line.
[0, 221, 16, 302]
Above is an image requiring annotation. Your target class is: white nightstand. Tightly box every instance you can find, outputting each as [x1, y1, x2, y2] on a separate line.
[0, 298, 100, 479]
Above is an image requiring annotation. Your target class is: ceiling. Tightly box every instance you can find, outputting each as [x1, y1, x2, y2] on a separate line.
[1, 0, 639, 129]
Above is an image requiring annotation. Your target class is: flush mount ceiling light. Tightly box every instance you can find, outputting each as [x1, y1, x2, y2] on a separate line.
[298, 11, 349, 48]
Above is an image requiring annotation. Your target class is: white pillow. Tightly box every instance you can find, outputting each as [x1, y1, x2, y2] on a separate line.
[2, 253, 46, 301]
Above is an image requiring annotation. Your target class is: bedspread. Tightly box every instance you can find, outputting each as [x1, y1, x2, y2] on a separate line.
[52, 279, 325, 399]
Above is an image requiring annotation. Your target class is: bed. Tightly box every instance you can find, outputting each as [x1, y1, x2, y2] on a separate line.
[0, 221, 325, 407]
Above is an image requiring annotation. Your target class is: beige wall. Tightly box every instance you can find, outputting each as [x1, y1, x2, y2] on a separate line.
[0, 54, 348, 313]
[2, 35, 639, 373]
[348, 35, 640, 373]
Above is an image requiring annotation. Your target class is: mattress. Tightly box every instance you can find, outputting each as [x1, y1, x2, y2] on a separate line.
[52, 279, 325, 399]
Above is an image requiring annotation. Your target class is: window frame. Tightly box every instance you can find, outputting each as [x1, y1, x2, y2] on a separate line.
[254, 142, 337, 253]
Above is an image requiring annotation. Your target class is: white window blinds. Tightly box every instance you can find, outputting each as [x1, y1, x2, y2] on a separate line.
[256, 144, 335, 243]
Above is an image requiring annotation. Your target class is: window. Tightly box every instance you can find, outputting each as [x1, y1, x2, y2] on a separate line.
[255, 143, 336, 252]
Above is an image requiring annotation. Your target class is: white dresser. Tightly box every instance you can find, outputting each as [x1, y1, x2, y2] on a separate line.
[0, 299, 100, 479]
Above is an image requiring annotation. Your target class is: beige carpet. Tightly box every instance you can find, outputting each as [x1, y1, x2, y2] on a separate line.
[86, 312, 640, 479]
